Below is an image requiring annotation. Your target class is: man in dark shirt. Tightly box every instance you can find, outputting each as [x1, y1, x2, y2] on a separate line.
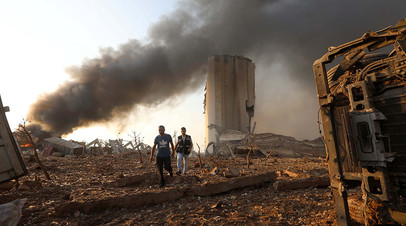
[149, 125, 175, 187]
[174, 127, 193, 175]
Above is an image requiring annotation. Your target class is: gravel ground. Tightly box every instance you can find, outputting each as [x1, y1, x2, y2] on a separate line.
[1, 151, 338, 225]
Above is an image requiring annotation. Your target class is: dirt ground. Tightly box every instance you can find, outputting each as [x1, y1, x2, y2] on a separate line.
[0, 143, 345, 226]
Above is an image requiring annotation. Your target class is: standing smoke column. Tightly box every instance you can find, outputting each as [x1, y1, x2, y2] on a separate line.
[205, 55, 255, 154]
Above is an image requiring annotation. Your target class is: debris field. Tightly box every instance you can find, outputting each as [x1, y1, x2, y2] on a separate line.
[0, 136, 345, 225]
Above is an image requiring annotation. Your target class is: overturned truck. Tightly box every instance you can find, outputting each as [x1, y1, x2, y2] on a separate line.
[314, 19, 406, 225]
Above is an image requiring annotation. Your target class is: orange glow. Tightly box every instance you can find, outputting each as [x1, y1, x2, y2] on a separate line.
[20, 143, 32, 147]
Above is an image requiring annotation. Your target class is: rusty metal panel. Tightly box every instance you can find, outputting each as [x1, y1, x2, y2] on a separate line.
[313, 60, 330, 100]
[374, 86, 406, 209]
[0, 96, 27, 183]
[314, 58, 350, 224]
[332, 105, 362, 177]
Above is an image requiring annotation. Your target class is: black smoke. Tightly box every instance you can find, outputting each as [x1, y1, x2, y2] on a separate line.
[27, 0, 406, 139]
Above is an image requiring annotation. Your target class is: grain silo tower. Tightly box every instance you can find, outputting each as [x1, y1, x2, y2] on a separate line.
[204, 55, 255, 154]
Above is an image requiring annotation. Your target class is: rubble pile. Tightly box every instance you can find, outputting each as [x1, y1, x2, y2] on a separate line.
[216, 131, 325, 158]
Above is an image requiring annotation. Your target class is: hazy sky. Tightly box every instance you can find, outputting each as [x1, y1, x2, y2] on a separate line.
[0, 0, 404, 148]
[0, 0, 198, 145]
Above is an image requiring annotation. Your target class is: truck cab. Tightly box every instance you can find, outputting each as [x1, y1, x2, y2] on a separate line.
[314, 19, 406, 224]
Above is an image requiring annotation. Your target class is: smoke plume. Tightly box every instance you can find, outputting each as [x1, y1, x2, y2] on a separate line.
[27, 0, 405, 139]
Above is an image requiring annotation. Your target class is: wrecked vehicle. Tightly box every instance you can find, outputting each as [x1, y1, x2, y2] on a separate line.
[313, 18, 406, 224]
[0, 96, 27, 183]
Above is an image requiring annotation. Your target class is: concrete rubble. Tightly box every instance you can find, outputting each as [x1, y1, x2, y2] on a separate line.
[215, 130, 325, 158]
[43, 137, 84, 156]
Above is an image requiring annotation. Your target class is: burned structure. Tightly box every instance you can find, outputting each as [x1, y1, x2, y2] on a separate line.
[204, 55, 255, 154]
[314, 19, 406, 224]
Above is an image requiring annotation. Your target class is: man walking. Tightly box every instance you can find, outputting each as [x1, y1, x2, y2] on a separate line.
[149, 125, 174, 187]
[174, 127, 193, 175]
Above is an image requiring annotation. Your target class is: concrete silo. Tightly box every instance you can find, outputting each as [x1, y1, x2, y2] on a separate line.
[205, 55, 255, 154]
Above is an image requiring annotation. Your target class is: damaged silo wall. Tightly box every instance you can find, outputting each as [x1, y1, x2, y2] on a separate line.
[205, 55, 255, 154]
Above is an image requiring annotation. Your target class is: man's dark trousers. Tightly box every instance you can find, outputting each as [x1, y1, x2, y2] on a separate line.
[156, 156, 172, 186]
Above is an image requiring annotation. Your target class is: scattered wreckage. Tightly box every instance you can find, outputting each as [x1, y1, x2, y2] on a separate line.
[41, 137, 151, 157]
[314, 18, 406, 224]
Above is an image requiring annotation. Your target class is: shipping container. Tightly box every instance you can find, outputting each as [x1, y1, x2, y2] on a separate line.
[0, 95, 27, 183]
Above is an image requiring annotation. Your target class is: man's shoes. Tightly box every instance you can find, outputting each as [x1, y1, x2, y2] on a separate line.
[160, 180, 165, 188]
[176, 171, 181, 176]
